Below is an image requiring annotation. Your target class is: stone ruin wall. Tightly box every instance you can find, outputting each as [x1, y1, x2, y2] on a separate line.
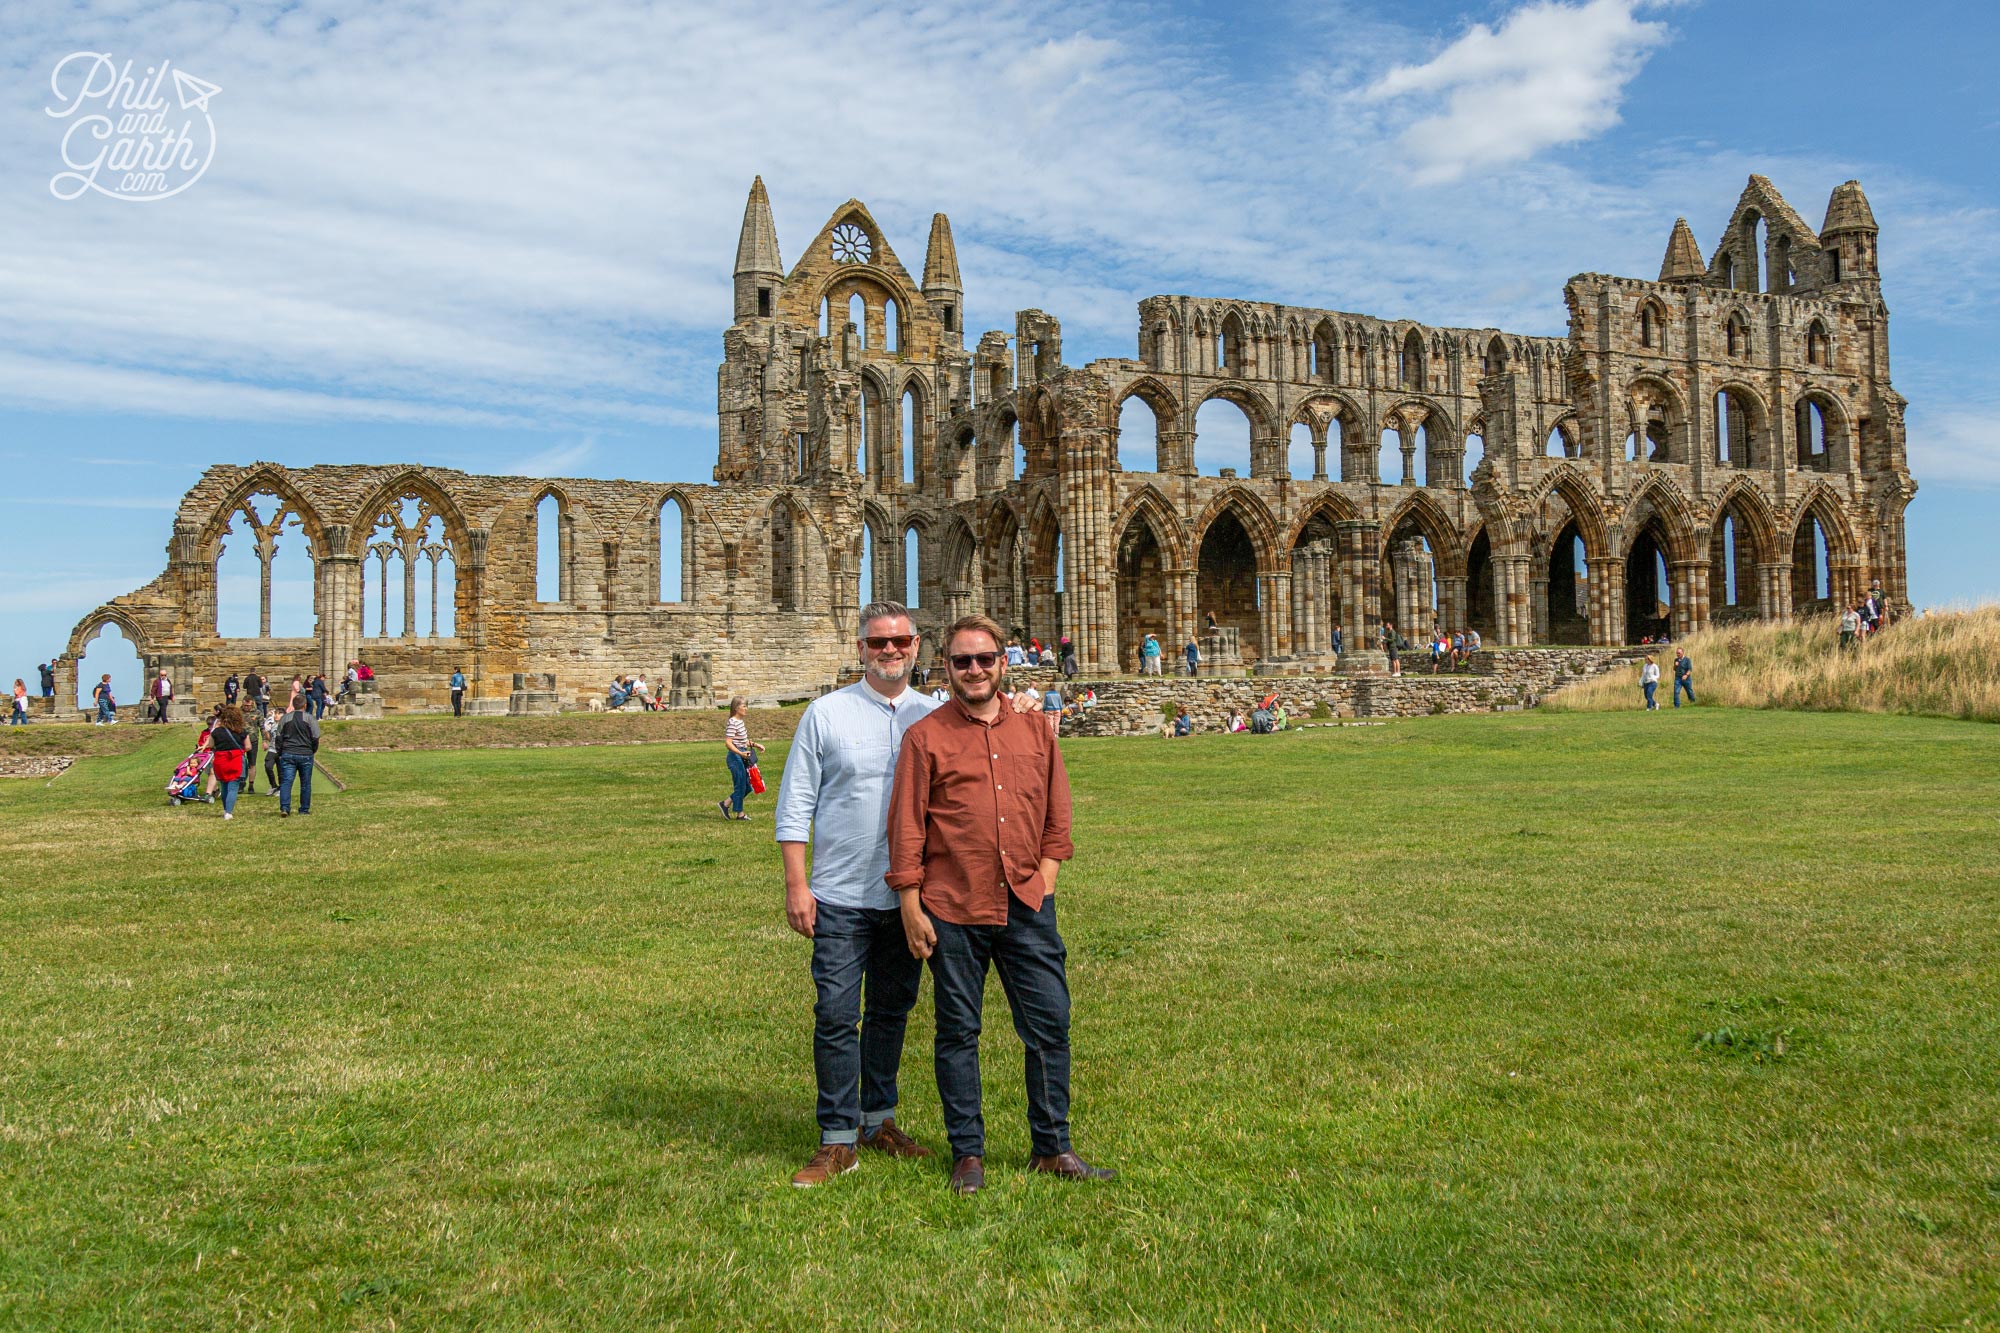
[60, 174, 1914, 715]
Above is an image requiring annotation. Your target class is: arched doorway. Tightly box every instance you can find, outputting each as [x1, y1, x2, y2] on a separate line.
[1545, 521, 1591, 644]
[73, 621, 144, 712]
[1196, 509, 1261, 659]
[1465, 529, 1495, 639]
[1624, 521, 1673, 642]
[1116, 517, 1171, 673]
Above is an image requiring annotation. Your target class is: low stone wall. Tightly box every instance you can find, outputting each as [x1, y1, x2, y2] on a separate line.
[1060, 648, 1644, 736]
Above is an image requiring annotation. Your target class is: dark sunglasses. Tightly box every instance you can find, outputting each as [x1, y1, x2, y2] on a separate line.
[863, 635, 917, 650]
[948, 652, 1001, 671]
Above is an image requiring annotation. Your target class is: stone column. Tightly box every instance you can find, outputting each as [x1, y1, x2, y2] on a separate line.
[1439, 573, 1467, 634]
[401, 533, 420, 638]
[1758, 560, 1789, 622]
[1595, 560, 1626, 646]
[1669, 559, 1703, 638]
[1258, 570, 1292, 663]
[256, 534, 276, 638]
[1160, 429, 1197, 478]
[1311, 423, 1329, 482]
[317, 524, 360, 680]
[1398, 423, 1417, 486]
[1334, 520, 1387, 673]
[1250, 434, 1286, 480]
[1496, 554, 1532, 646]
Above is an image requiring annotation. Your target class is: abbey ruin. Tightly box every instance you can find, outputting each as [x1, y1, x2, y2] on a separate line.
[60, 174, 1914, 711]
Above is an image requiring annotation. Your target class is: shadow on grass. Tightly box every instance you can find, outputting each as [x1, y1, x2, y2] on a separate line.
[599, 1078, 803, 1157]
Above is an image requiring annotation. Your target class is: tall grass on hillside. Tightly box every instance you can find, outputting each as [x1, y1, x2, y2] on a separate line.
[1543, 604, 2000, 722]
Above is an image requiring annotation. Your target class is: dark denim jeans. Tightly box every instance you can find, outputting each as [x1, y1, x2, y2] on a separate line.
[725, 750, 751, 813]
[277, 754, 313, 813]
[1674, 677, 1695, 707]
[810, 903, 923, 1145]
[928, 892, 1072, 1160]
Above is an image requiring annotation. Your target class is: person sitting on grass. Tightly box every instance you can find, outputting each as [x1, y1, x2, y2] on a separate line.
[1271, 702, 1289, 732]
[1227, 710, 1247, 733]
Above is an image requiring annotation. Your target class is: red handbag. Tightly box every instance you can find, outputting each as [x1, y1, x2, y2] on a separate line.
[747, 763, 766, 795]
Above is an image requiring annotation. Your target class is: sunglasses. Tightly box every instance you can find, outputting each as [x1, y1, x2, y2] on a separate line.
[863, 635, 917, 650]
[948, 652, 1001, 671]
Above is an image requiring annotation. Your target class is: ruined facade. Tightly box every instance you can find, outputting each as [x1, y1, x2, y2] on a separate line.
[63, 174, 1914, 710]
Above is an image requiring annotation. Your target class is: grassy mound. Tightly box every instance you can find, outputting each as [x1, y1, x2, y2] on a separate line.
[1544, 604, 2000, 722]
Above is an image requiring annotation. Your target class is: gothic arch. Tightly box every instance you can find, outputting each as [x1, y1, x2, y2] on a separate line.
[346, 470, 473, 558]
[64, 607, 153, 661]
[1112, 484, 1193, 569]
[1381, 489, 1466, 575]
[1531, 464, 1612, 560]
[1282, 489, 1362, 550]
[195, 465, 327, 555]
[1194, 383, 1278, 439]
[1114, 375, 1183, 430]
[1189, 485, 1281, 571]
[1788, 483, 1860, 558]
[1619, 474, 1700, 564]
[1707, 478, 1780, 563]
[1288, 390, 1367, 433]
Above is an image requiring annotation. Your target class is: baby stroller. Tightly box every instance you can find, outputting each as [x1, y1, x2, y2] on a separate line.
[167, 748, 215, 806]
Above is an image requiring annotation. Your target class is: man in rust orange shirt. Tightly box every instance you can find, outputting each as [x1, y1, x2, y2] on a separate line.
[887, 613, 1115, 1195]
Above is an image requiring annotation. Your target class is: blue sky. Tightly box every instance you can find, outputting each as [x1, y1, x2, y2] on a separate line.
[3, 0, 1995, 704]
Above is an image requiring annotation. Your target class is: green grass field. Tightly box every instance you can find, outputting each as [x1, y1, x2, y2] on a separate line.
[2, 711, 1996, 1330]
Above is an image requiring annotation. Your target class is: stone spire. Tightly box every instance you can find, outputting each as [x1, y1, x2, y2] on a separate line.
[1658, 217, 1705, 284]
[1821, 179, 1878, 235]
[732, 176, 783, 321]
[922, 212, 964, 343]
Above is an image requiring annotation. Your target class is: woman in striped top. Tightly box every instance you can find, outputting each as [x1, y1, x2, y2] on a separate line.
[719, 696, 765, 820]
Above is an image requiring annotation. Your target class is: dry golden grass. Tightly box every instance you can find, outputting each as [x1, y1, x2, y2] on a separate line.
[1544, 604, 2000, 722]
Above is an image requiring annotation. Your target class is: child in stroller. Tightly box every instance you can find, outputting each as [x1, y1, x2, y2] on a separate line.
[168, 747, 215, 805]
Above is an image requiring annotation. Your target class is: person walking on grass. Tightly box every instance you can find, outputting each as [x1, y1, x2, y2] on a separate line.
[718, 696, 765, 821]
[450, 666, 466, 717]
[9, 679, 28, 725]
[1641, 655, 1661, 711]
[1672, 649, 1696, 707]
[209, 704, 250, 820]
[1839, 605, 1861, 649]
[274, 692, 320, 817]
[774, 601, 943, 1187]
[888, 613, 1112, 1196]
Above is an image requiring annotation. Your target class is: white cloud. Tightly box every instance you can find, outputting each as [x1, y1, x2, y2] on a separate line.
[1365, 0, 1670, 184]
[506, 437, 599, 479]
[1907, 404, 2000, 489]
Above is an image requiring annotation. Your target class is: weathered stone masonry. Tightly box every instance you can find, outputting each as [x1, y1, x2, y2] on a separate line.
[63, 174, 1913, 712]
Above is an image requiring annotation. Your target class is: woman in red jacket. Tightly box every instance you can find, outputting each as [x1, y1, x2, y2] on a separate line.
[209, 704, 250, 820]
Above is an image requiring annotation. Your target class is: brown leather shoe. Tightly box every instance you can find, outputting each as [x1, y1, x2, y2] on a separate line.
[948, 1156, 985, 1195]
[790, 1143, 858, 1188]
[859, 1118, 932, 1159]
[1026, 1150, 1115, 1181]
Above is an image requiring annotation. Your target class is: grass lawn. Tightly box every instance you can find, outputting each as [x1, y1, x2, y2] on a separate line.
[1, 710, 1995, 1330]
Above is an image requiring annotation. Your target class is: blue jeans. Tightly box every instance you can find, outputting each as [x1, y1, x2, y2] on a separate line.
[278, 754, 313, 813]
[1674, 678, 1695, 707]
[725, 750, 751, 813]
[8, 701, 25, 725]
[809, 903, 923, 1145]
[1643, 681, 1658, 709]
[928, 892, 1073, 1160]
[97, 699, 115, 722]
[219, 777, 242, 814]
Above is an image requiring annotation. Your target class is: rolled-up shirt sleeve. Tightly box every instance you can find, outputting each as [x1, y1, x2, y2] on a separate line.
[884, 727, 932, 894]
[772, 709, 821, 844]
[1039, 728, 1074, 862]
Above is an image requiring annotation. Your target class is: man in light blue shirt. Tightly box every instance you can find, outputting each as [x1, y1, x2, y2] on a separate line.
[775, 601, 943, 1186]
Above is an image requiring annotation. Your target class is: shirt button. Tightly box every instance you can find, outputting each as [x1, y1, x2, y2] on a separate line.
[992, 754, 998, 759]
[1000, 816, 1006, 822]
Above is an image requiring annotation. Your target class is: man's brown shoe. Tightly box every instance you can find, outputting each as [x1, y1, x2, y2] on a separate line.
[948, 1156, 985, 1195]
[859, 1119, 932, 1159]
[1027, 1150, 1115, 1181]
[790, 1143, 858, 1188]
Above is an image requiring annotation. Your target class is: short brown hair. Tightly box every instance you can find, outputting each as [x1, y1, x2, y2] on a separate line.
[943, 613, 1005, 657]
[217, 703, 247, 732]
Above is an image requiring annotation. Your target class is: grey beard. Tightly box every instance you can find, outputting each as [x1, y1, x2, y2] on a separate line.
[867, 659, 911, 685]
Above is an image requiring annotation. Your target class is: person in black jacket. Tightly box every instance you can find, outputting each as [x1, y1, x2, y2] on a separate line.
[274, 697, 322, 816]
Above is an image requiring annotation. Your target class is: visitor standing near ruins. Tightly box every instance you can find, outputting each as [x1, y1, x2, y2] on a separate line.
[1141, 633, 1162, 676]
[450, 666, 466, 717]
[887, 613, 1111, 1196]
[151, 669, 174, 723]
[9, 679, 28, 725]
[1641, 656, 1661, 710]
[274, 694, 320, 817]
[209, 705, 250, 820]
[1042, 684, 1064, 738]
[1331, 624, 1343, 657]
[1840, 606, 1861, 648]
[38, 663, 54, 699]
[719, 697, 765, 821]
[1184, 637, 1200, 676]
[92, 674, 116, 724]
[773, 600, 941, 1187]
[223, 673, 239, 705]
[242, 670, 264, 717]
[1673, 650, 1695, 707]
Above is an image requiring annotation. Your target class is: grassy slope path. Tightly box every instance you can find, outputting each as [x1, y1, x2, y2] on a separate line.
[0, 712, 1994, 1330]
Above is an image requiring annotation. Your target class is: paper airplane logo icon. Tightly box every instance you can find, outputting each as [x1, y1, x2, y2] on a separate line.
[172, 68, 220, 112]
